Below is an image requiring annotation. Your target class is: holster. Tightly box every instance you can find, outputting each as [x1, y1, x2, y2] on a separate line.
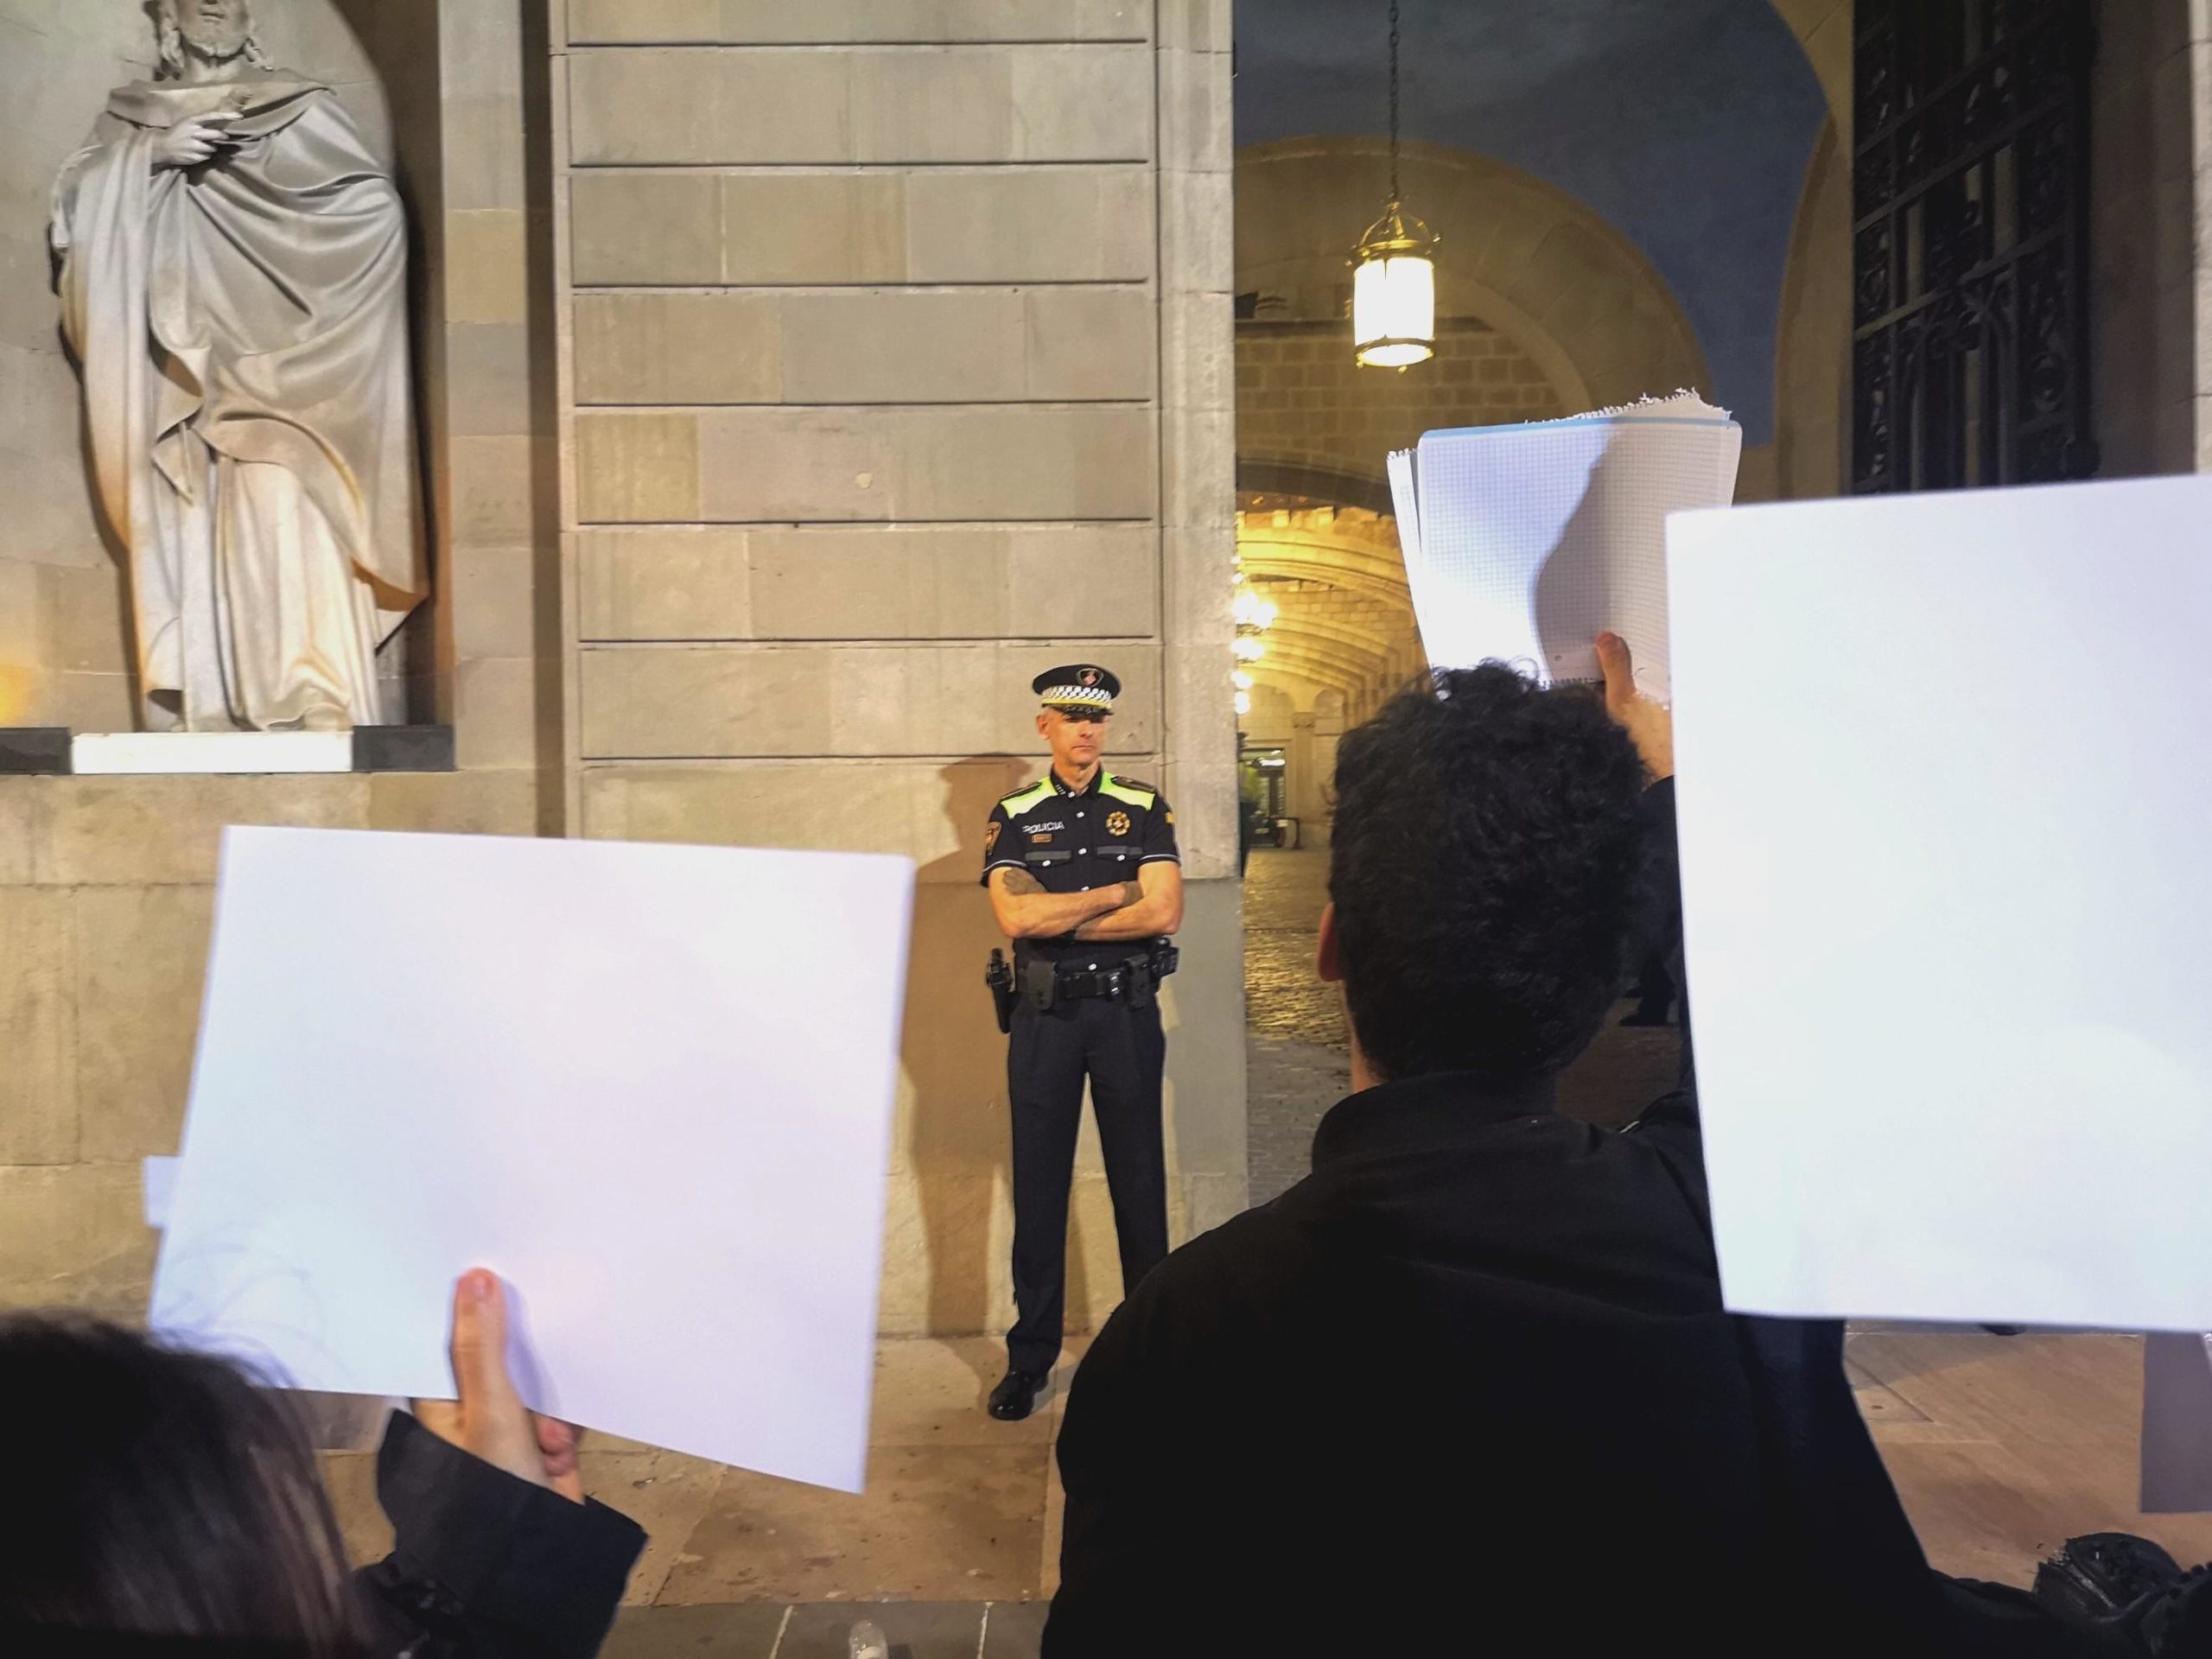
[985, 949, 1017, 1034]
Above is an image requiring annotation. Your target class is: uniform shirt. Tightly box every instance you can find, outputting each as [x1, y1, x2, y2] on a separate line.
[982, 769, 1179, 965]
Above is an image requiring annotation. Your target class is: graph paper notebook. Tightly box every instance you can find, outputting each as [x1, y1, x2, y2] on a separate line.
[1389, 392, 1743, 700]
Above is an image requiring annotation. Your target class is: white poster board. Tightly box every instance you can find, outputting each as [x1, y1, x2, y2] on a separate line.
[1390, 392, 1741, 698]
[150, 827, 913, 1493]
[1669, 474, 2212, 1331]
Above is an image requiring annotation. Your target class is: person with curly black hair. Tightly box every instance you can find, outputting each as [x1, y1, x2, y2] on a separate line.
[1041, 638, 2209, 1659]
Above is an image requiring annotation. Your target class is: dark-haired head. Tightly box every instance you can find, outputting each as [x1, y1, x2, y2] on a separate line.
[0, 1314, 365, 1653]
[1323, 663, 1655, 1084]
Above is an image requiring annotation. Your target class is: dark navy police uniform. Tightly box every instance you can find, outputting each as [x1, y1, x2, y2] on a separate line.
[982, 697, 1179, 1382]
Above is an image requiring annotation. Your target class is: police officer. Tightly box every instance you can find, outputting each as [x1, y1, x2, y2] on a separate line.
[980, 665, 1182, 1421]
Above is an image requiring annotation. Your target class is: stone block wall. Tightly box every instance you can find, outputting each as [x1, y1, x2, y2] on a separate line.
[1236, 318, 1563, 486]
[0, 772, 536, 1315]
[346, 0, 564, 782]
[552, 0, 1243, 1337]
[2093, 0, 2198, 477]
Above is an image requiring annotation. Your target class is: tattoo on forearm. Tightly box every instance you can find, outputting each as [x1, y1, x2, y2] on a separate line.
[1001, 869, 1044, 897]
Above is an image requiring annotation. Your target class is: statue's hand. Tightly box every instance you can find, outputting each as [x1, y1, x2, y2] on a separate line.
[154, 113, 239, 170]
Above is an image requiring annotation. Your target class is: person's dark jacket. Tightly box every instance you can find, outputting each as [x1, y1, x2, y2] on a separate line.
[356, 1412, 644, 1659]
[1047, 1063, 1927, 1655]
[1045, 780, 2206, 1657]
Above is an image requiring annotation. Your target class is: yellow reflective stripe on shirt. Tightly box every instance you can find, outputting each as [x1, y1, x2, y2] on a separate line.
[1099, 777, 1156, 810]
[998, 780, 1056, 816]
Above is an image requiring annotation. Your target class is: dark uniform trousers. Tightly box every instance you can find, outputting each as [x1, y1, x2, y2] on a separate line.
[1007, 993, 1170, 1375]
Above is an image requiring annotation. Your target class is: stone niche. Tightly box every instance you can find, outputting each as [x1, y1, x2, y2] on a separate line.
[0, 0, 557, 1319]
[2, 0, 561, 764]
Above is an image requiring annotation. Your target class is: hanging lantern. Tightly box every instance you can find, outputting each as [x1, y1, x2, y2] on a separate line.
[1351, 0, 1437, 370]
[1234, 690, 1252, 718]
[1233, 635, 1267, 664]
[1352, 204, 1438, 369]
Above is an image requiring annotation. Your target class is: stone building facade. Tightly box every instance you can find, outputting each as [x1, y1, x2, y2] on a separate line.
[1237, 318, 1563, 486]
[554, 0, 1243, 1335]
[0, 0, 1243, 1351]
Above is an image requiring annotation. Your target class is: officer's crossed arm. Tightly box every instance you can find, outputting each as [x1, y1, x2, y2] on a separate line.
[1071, 859, 1182, 941]
[988, 866, 1142, 941]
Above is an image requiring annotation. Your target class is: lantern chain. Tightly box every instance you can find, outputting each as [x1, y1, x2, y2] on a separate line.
[1388, 0, 1402, 205]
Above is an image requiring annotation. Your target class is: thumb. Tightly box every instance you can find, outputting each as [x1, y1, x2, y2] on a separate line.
[1595, 631, 1636, 713]
[449, 1268, 518, 1410]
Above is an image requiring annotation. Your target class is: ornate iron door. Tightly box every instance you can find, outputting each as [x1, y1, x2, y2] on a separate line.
[1852, 0, 2097, 493]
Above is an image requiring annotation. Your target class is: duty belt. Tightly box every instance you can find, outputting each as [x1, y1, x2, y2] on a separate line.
[1001, 938, 1179, 1017]
[1053, 961, 1152, 1001]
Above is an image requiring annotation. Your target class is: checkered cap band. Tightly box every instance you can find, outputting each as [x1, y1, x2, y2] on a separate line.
[1040, 683, 1114, 709]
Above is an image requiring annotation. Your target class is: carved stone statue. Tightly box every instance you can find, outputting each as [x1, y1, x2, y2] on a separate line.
[52, 0, 425, 732]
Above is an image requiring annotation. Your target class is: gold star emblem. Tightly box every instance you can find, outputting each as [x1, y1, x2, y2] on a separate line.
[1107, 810, 1131, 837]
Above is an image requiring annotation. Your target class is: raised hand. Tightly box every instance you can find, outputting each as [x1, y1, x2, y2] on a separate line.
[412, 1268, 587, 1503]
[155, 112, 238, 171]
[1596, 632, 1674, 782]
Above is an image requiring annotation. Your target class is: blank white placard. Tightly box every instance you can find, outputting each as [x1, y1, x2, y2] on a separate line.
[150, 827, 913, 1493]
[1394, 395, 1741, 698]
[1669, 474, 2212, 1331]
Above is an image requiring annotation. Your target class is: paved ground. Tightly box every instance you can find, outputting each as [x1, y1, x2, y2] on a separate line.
[1241, 850, 1351, 1206]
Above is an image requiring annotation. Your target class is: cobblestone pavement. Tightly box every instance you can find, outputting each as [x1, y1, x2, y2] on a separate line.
[1242, 851, 1350, 1206]
[1242, 849, 1685, 1205]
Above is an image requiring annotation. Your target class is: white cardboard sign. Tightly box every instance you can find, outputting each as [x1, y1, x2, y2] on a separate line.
[150, 827, 913, 1493]
[1669, 474, 2212, 1331]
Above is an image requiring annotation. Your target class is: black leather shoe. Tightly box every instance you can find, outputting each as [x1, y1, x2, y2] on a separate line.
[988, 1369, 1049, 1421]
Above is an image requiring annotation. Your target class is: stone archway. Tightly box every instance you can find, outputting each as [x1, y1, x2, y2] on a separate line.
[1235, 137, 1711, 728]
[1767, 0, 1853, 134]
[1767, 0, 1853, 501]
[1237, 137, 1713, 432]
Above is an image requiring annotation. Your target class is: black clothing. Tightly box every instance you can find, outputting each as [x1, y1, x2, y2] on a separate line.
[1032, 664, 1122, 709]
[1006, 996, 1170, 1374]
[1047, 1067, 1876, 1657]
[984, 769, 1179, 1372]
[988, 1369, 1052, 1422]
[357, 1412, 644, 1658]
[982, 770, 1179, 969]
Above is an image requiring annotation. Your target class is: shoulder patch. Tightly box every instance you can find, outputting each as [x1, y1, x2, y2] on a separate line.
[998, 780, 1055, 816]
[1100, 776, 1157, 810]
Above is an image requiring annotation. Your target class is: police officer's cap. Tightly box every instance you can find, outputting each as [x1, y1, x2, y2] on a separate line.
[1034, 664, 1119, 714]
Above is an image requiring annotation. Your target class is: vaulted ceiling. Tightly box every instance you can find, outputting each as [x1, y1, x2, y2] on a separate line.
[1233, 0, 1827, 447]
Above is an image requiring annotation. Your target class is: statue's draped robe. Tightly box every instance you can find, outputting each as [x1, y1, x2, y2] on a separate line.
[53, 75, 424, 731]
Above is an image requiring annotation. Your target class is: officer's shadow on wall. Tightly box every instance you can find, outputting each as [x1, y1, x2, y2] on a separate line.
[906, 759, 1106, 1376]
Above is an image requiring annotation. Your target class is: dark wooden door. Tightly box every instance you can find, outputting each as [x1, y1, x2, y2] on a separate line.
[1852, 0, 2097, 493]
